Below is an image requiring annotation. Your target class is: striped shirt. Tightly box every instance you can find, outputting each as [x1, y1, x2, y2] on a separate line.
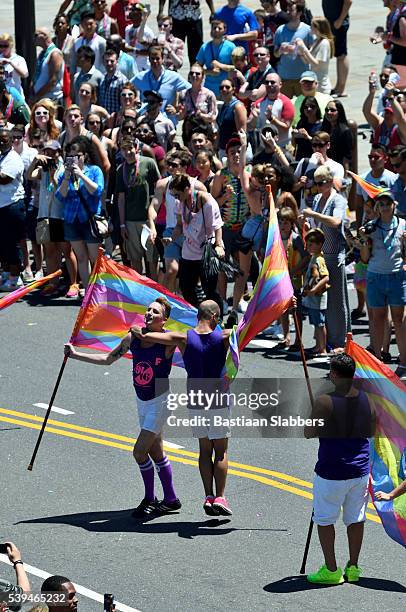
[310, 191, 347, 258]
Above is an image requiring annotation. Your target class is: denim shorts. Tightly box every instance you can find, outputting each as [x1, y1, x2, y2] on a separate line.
[366, 270, 406, 308]
[241, 215, 263, 253]
[64, 218, 101, 244]
[163, 227, 184, 261]
[308, 308, 326, 328]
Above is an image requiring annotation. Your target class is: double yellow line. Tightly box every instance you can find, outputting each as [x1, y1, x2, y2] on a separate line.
[0, 407, 380, 524]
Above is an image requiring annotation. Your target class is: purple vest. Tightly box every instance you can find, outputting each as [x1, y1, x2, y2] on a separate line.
[130, 334, 172, 401]
[315, 390, 371, 480]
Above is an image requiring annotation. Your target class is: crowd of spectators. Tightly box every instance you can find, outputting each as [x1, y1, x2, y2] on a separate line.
[0, 0, 405, 378]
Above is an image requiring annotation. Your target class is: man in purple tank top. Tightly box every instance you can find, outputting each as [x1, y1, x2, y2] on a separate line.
[304, 353, 376, 585]
[132, 300, 234, 516]
[64, 298, 181, 519]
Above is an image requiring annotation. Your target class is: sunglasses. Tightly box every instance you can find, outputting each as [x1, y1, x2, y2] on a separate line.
[368, 154, 383, 161]
[312, 142, 327, 148]
[326, 108, 338, 113]
[137, 128, 151, 134]
[12, 134, 23, 140]
[266, 80, 278, 85]
[79, 89, 91, 95]
[68, 114, 81, 119]
[314, 179, 329, 186]
[159, 23, 171, 28]
[254, 52, 267, 57]
[189, 71, 202, 76]
[121, 92, 134, 97]
[88, 119, 101, 125]
[220, 85, 232, 90]
[390, 161, 403, 169]
[122, 126, 136, 132]
[167, 161, 181, 168]
[0, 43, 10, 48]
[35, 111, 49, 117]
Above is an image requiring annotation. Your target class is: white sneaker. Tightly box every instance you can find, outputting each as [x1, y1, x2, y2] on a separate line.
[22, 269, 34, 283]
[34, 270, 44, 280]
[237, 300, 248, 313]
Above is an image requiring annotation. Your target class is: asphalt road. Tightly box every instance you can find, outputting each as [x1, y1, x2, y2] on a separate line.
[1, 287, 405, 611]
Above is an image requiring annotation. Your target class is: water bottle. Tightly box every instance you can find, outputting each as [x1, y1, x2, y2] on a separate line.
[369, 70, 378, 89]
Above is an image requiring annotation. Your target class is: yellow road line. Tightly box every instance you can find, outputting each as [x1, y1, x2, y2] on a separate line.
[0, 409, 380, 523]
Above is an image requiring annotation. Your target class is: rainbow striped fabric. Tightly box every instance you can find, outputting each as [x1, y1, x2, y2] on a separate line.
[348, 171, 390, 199]
[70, 252, 198, 367]
[345, 335, 406, 548]
[226, 187, 294, 380]
[0, 270, 62, 311]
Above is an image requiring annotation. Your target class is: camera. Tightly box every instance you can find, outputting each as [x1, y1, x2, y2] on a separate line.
[0, 543, 8, 554]
[104, 593, 115, 612]
[362, 220, 377, 235]
[44, 158, 57, 171]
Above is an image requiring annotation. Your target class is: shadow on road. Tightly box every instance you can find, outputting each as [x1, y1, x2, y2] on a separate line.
[17, 510, 288, 540]
[264, 575, 406, 593]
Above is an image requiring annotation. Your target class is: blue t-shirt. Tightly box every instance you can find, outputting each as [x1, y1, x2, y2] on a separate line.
[274, 22, 313, 80]
[391, 176, 406, 218]
[131, 68, 190, 125]
[196, 39, 236, 97]
[214, 5, 259, 51]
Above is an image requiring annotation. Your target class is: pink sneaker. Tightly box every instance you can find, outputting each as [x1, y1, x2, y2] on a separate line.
[66, 283, 79, 298]
[212, 496, 233, 516]
[203, 496, 218, 516]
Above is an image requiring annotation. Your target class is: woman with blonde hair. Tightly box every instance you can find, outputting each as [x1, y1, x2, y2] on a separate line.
[0, 33, 28, 98]
[26, 99, 61, 144]
[77, 82, 109, 121]
[295, 17, 334, 94]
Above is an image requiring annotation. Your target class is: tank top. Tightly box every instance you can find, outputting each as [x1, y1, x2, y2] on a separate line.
[183, 329, 228, 405]
[219, 168, 249, 231]
[315, 390, 372, 481]
[217, 97, 239, 150]
[130, 334, 172, 401]
[33, 45, 64, 102]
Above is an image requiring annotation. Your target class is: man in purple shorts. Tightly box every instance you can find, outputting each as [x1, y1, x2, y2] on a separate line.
[64, 297, 181, 519]
[132, 300, 234, 516]
[304, 353, 376, 585]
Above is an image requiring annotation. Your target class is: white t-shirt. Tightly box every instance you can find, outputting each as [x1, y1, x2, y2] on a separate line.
[310, 38, 331, 94]
[18, 143, 38, 173]
[294, 156, 344, 209]
[1, 53, 28, 98]
[178, 194, 223, 261]
[125, 24, 155, 72]
[0, 148, 25, 208]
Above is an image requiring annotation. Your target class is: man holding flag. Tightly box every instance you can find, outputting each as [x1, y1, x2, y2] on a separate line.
[64, 297, 181, 519]
[304, 353, 376, 585]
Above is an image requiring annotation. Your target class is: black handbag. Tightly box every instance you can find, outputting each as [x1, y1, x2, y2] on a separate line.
[200, 202, 242, 280]
[77, 190, 109, 241]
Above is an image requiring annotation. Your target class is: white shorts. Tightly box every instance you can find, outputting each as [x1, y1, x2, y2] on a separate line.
[137, 392, 170, 435]
[189, 408, 231, 440]
[313, 474, 370, 527]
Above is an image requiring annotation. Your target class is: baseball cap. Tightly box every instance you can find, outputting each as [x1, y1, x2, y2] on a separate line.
[226, 137, 241, 152]
[374, 190, 396, 202]
[43, 140, 61, 151]
[300, 70, 317, 82]
[261, 123, 279, 137]
[144, 90, 163, 102]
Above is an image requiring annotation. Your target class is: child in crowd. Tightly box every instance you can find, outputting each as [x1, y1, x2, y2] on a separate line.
[302, 228, 330, 357]
[278, 207, 309, 349]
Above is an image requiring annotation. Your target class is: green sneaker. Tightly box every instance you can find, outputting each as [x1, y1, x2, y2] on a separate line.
[307, 565, 344, 585]
[344, 562, 362, 582]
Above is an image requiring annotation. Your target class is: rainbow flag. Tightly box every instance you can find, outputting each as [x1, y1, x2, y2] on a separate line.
[226, 187, 294, 380]
[70, 251, 199, 367]
[348, 171, 388, 200]
[0, 270, 62, 311]
[345, 335, 406, 548]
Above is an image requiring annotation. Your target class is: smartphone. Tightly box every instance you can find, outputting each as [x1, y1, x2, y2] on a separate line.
[104, 594, 114, 612]
[65, 155, 77, 169]
[0, 543, 8, 554]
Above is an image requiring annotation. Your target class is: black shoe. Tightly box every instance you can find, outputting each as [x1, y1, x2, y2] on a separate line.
[381, 351, 392, 364]
[225, 309, 238, 329]
[156, 498, 182, 513]
[131, 497, 158, 518]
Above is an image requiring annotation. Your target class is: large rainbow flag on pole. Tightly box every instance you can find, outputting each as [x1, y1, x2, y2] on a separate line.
[70, 251, 198, 367]
[226, 186, 294, 379]
[345, 334, 406, 548]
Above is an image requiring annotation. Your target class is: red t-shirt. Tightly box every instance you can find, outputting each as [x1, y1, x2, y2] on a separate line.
[110, 0, 132, 38]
